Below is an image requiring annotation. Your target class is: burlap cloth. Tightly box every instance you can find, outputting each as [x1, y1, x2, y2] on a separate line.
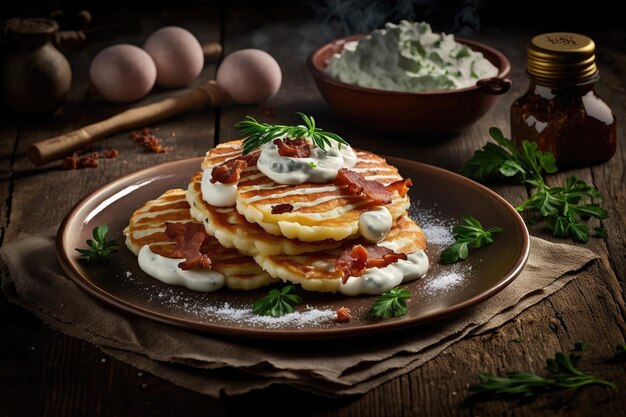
[0, 227, 597, 397]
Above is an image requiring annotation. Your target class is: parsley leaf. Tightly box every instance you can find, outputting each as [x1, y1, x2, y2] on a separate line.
[440, 215, 502, 264]
[75, 224, 118, 261]
[370, 287, 411, 319]
[469, 349, 615, 400]
[252, 285, 303, 318]
[462, 128, 607, 242]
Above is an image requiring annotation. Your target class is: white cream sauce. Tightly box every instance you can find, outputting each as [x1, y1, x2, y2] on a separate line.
[359, 206, 393, 242]
[201, 168, 237, 207]
[137, 245, 225, 292]
[257, 138, 357, 185]
[338, 250, 429, 295]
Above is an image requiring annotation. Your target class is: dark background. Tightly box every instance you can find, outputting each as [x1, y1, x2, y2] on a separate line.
[1, 0, 623, 34]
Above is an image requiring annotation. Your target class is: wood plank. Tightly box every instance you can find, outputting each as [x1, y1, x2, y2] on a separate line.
[0, 5, 221, 417]
[1, 3, 624, 416]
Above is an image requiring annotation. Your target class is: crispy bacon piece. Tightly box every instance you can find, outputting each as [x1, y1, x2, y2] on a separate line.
[210, 150, 260, 184]
[336, 307, 351, 322]
[130, 127, 170, 153]
[271, 203, 294, 214]
[274, 138, 312, 158]
[386, 178, 412, 197]
[62, 149, 119, 170]
[336, 244, 408, 284]
[164, 222, 222, 270]
[335, 168, 393, 205]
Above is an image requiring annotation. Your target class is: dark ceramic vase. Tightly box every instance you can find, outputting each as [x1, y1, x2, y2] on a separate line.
[2, 18, 72, 114]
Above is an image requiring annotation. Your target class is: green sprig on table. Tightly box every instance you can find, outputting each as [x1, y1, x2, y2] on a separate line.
[75, 224, 118, 261]
[440, 215, 502, 264]
[236, 112, 348, 155]
[469, 348, 616, 400]
[252, 285, 303, 318]
[461, 128, 607, 242]
[370, 287, 411, 319]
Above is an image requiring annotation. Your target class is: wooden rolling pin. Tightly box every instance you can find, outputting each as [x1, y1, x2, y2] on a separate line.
[27, 48, 281, 166]
[27, 81, 228, 165]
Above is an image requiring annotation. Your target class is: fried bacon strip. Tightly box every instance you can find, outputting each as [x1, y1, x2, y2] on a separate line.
[336, 244, 408, 284]
[164, 222, 222, 270]
[271, 203, 294, 214]
[210, 150, 260, 184]
[334, 168, 393, 205]
[274, 138, 312, 158]
[386, 178, 412, 197]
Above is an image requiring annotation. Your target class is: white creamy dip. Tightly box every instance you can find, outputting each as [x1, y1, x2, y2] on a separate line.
[338, 250, 429, 295]
[359, 206, 393, 242]
[137, 245, 225, 292]
[326, 20, 499, 92]
[257, 138, 357, 185]
[201, 168, 237, 207]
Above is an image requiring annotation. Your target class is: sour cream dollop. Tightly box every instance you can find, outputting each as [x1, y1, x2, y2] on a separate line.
[339, 250, 429, 295]
[201, 168, 237, 207]
[359, 206, 393, 242]
[257, 138, 357, 185]
[137, 245, 225, 292]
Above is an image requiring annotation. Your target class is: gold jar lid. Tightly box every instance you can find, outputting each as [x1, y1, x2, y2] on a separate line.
[527, 32, 598, 82]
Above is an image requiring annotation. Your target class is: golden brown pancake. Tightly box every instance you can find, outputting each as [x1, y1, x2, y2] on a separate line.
[187, 172, 342, 256]
[254, 216, 427, 294]
[201, 140, 411, 242]
[124, 189, 277, 290]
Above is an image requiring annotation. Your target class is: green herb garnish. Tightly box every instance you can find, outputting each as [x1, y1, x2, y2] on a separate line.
[511, 337, 525, 343]
[469, 349, 616, 400]
[236, 113, 348, 155]
[440, 215, 502, 264]
[573, 341, 588, 352]
[252, 285, 303, 318]
[370, 287, 411, 319]
[75, 224, 118, 261]
[461, 128, 607, 242]
[613, 343, 626, 362]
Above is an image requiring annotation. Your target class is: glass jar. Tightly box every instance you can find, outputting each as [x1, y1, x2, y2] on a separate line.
[510, 32, 616, 169]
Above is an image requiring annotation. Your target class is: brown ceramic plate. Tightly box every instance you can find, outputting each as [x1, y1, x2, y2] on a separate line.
[57, 157, 529, 339]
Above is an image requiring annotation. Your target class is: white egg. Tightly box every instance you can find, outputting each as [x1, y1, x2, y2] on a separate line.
[89, 44, 156, 103]
[217, 49, 281, 104]
[144, 26, 204, 88]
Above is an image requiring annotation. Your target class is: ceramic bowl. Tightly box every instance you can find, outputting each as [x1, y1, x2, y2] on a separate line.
[307, 34, 511, 135]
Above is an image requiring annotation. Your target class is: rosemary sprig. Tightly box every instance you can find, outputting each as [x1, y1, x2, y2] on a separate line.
[469, 349, 616, 400]
[236, 112, 348, 155]
[75, 224, 118, 261]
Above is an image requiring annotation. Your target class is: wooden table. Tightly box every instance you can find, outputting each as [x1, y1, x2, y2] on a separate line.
[1, 4, 624, 416]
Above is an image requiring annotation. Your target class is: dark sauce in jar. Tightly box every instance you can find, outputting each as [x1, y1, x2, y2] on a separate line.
[511, 33, 616, 169]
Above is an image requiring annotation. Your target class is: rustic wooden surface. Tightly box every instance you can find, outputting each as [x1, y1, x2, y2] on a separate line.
[1, 3, 624, 416]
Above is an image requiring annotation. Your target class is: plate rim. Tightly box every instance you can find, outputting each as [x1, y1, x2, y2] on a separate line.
[57, 156, 530, 339]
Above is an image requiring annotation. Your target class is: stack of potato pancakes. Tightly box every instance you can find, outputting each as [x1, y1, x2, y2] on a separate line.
[124, 138, 428, 295]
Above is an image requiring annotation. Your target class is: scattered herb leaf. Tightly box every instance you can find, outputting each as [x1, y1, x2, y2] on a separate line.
[74, 225, 118, 261]
[511, 337, 525, 343]
[613, 343, 626, 362]
[469, 350, 615, 400]
[574, 341, 588, 352]
[440, 215, 502, 264]
[461, 128, 607, 243]
[370, 287, 411, 319]
[236, 113, 348, 155]
[252, 285, 303, 318]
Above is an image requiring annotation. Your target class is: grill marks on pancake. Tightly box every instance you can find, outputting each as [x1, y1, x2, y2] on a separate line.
[189, 172, 340, 252]
[237, 152, 406, 221]
[126, 189, 268, 279]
